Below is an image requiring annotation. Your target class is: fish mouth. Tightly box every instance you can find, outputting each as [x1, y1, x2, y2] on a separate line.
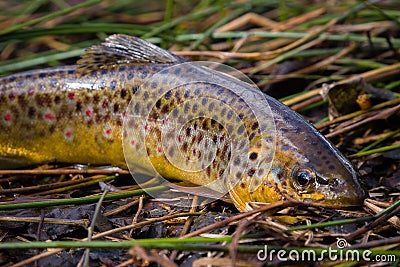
[316, 171, 366, 207]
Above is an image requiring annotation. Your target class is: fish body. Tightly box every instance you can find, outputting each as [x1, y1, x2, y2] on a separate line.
[0, 35, 364, 211]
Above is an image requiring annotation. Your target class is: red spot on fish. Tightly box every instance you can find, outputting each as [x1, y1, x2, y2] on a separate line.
[44, 113, 55, 120]
[130, 139, 136, 146]
[103, 124, 113, 138]
[85, 108, 93, 117]
[157, 147, 163, 153]
[220, 135, 225, 142]
[28, 88, 35, 95]
[162, 118, 168, 125]
[178, 135, 183, 142]
[145, 124, 150, 132]
[68, 92, 75, 101]
[213, 160, 217, 166]
[4, 113, 11, 121]
[102, 101, 108, 109]
[64, 128, 74, 141]
[122, 111, 128, 117]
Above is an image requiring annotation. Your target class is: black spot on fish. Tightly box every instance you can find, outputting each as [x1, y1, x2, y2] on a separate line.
[208, 102, 215, 112]
[161, 104, 169, 114]
[252, 121, 259, 130]
[76, 101, 82, 112]
[132, 86, 140, 95]
[134, 103, 140, 114]
[116, 117, 123, 126]
[155, 99, 162, 109]
[49, 125, 56, 134]
[110, 80, 117, 90]
[227, 110, 233, 120]
[182, 142, 188, 152]
[237, 125, 245, 135]
[202, 120, 208, 129]
[194, 88, 200, 95]
[248, 168, 256, 177]
[211, 119, 217, 127]
[93, 94, 100, 104]
[127, 72, 134, 80]
[202, 98, 207, 105]
[120, 89, 127, 98]
[186, 127, 191, 137]
[39, 73, 46, 78]
[119, 66, 126, 72]
[28, 106, 36, 118]
[249, 152, 258, 160]
[8, 76, 16, 82]
[143, 91, 149, 100]
[184, 102, 190, 113]
[114, 103, 120, 113]
[184, 90, 190, 98]
[165, 90, 172, 100]
[8, 92, 16, 100]
[249, 132, 255, 140]
[198, 132, 204, 142]
[54, 95, 61, 105]
[192, 104, 198, 113]
[206, 166, 211, 177]
[174, 68, 181, 75]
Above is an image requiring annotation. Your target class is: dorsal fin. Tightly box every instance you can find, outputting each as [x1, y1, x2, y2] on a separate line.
[77, 34, 185, 74]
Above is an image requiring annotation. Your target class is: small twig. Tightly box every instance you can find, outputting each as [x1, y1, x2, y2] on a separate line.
[346, 199, 400, 241]
[325, 104, 400, 138]
[183, 201, 299, 238]
[129, 195, 144, 237]
[0, 216, 89, 226]
[0, 168, 129, 176]
[169, 195, 199, 261]
[80, 184, 110, 267]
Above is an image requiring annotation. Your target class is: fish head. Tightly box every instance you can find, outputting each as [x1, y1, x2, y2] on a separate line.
[229, 101, 365, 211]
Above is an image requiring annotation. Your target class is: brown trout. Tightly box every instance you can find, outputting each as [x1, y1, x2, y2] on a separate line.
[0, 34, 364, 211]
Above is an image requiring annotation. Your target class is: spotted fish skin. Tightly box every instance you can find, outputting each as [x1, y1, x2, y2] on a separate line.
[0, 34, 364, 211]
[0, 64, 166, 169]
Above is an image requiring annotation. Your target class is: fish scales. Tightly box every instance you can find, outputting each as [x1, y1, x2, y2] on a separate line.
[0, 34, 365, 211]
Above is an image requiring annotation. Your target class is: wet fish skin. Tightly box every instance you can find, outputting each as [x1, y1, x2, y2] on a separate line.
[0, 34, 365, 211]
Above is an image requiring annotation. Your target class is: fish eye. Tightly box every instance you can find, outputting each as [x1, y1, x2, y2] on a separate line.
[291, 167, 316, 192]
